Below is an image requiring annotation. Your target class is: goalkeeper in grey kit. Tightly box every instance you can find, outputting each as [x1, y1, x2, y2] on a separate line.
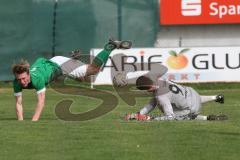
[126, 76, 227, 121]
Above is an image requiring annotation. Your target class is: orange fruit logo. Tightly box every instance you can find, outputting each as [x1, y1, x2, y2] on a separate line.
[167, 49, 189, 70]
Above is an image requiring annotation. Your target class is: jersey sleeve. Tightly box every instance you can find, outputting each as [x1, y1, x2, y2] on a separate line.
[156, 94, 175, 117]
[32, 75, 46, 94]
[13, 79, 22, 96]
[139, 98, 157, 115]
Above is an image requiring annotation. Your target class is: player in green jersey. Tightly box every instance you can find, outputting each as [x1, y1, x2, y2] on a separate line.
[12, 39, 132, 121]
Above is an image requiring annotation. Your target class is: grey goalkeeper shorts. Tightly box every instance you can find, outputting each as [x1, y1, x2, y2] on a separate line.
[187, 87, 202, 115]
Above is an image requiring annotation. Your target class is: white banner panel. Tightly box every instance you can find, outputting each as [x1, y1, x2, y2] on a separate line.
[91, 47, 240, 85]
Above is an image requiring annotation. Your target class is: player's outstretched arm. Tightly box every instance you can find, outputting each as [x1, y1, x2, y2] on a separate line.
[15, 95, 24, 120]
[32, 91, 45, 121]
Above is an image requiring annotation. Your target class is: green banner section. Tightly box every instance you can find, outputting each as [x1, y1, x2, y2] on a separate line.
[0, 0, 158, 80]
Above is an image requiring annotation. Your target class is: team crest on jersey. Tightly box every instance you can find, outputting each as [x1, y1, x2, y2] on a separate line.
[30, 67, 37, 72]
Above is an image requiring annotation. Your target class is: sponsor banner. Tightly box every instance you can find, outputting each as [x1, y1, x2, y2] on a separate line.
[91, 47, 240, 85]
[160, 0, 240, 25]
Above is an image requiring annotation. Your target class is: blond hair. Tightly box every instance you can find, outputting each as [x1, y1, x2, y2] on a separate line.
[12, 59, 30, 75]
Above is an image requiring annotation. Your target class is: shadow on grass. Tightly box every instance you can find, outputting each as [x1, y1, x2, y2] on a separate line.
[212, 131, 240, 136]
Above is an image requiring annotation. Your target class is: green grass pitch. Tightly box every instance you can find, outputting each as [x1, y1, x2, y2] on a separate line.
[0, 83, 240, 160]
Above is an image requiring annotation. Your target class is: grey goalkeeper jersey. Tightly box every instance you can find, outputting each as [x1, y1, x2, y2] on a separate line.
[153, 79, 201, 119]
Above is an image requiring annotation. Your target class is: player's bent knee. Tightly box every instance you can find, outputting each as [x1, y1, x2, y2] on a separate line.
[86, 64, 100, 76]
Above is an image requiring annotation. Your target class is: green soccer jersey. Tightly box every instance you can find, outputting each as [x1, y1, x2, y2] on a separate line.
[13, 58, 61, 95]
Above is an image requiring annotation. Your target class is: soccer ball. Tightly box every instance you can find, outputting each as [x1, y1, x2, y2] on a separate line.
[112, 72, 128, 87]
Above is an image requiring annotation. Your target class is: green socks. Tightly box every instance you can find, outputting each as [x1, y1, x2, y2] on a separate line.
[92, 43, 116, 67]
